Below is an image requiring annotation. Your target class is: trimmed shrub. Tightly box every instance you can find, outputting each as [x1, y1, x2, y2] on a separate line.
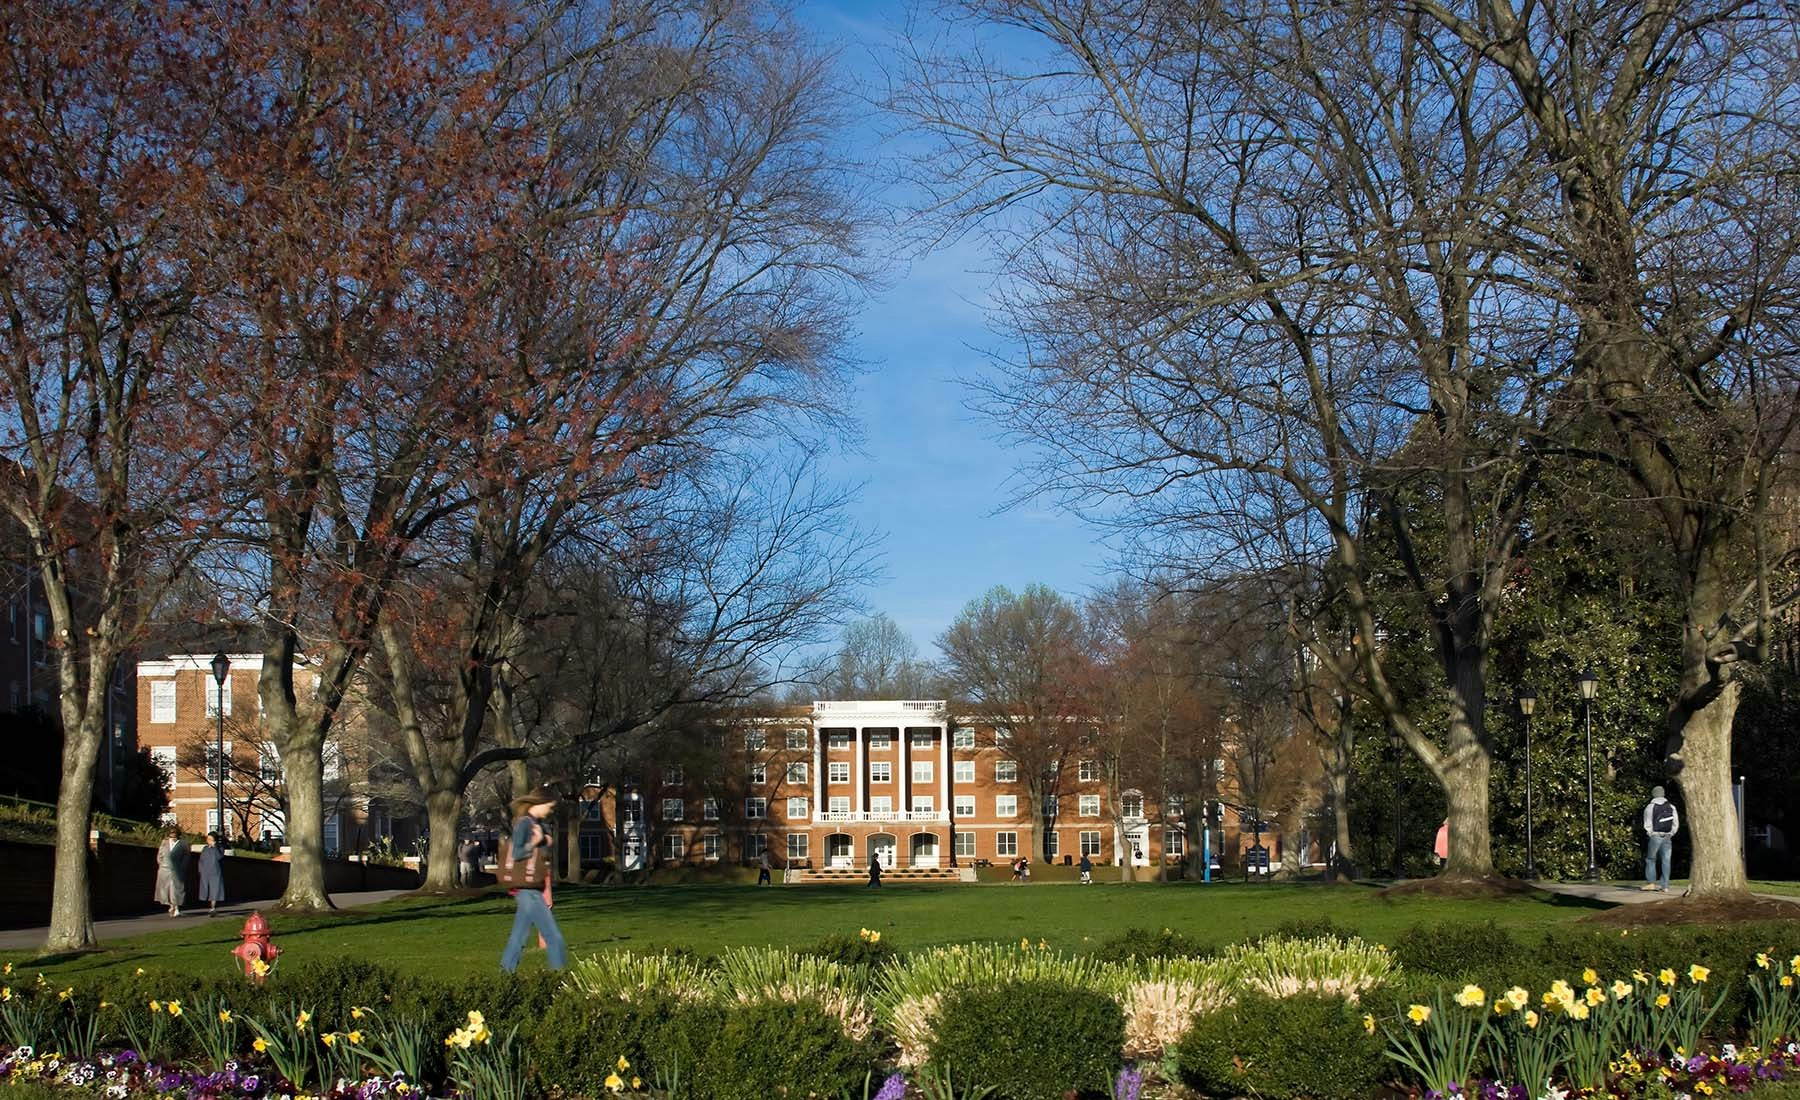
[1093, 926, 1210, 963]
[1174, 990, 1386, 1100]
[929, 980, 1124, 1100]
[690, 997, 870, 1100]
[529, 991, 680, 1096]
[803, 932, 897, 973]
[1266, 915, 1350, 943]
[1391, 920, 1518, 979]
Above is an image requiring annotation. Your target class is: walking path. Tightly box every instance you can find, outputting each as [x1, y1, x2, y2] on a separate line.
[1530, 880, 1800, 908]
[0, 890, 412, 952]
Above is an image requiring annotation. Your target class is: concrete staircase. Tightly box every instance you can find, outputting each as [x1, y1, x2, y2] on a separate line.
[787, 865, 972, 885]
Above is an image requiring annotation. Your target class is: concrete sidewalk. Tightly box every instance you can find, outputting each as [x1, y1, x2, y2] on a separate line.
[0, 890, 412, 953]
[1530, 880, 1800, 907]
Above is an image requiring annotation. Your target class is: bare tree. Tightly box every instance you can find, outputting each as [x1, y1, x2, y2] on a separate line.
[828, 615, 935, 699]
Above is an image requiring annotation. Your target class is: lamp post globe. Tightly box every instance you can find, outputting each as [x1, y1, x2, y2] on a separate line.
[210, 652, 230, 844]
[1577, 670, 1600, 880]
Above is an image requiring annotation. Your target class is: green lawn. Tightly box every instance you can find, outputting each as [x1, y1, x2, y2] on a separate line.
[1, 880, 1611, 983]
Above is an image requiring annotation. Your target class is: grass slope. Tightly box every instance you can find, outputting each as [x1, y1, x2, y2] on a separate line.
[2, 880, 1609, 983]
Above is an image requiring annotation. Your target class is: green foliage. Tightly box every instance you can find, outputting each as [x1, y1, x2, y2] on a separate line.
[803, 932, 898, 972]
[1222, 936, 1395, 1002]
[1091, 926, 1210, 963]
[929, 980, 1123, 1100]
[1392, 921, 1520, 979]
[529, 992, 682, 1096]
[1175, 991, 1386, 1100]
[711, 946, 872, 1040]
[691, 997, 871, 1100]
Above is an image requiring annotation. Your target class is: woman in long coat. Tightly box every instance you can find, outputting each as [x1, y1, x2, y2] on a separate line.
[198, 832, 225, 912]
[154, 825, 187, 916]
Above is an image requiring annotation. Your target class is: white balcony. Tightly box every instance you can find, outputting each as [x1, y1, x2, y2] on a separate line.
[813, 810, 949, 824]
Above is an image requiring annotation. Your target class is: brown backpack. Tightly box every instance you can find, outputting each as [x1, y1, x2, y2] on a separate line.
[496, 835, 549, 889]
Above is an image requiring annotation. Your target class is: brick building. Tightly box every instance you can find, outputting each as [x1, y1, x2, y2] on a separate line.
[583, 699, 1322, 875]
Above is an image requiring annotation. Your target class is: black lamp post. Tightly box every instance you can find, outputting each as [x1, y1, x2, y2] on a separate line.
[209, 652, 230, 843]
[1518, 685, 1537, 879]
[1577, 669, 1600, 880]
[1388, 724, 1404, 879]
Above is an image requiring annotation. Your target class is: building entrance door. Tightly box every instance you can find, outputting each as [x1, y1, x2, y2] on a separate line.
[869, 834, 896, 869]
[1124, 823, 1151, 867]
[910, 833, 938, 868]
[827, 834, 853, 869]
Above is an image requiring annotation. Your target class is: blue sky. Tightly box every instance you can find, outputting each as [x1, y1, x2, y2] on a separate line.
[792, 1, 1112, 657]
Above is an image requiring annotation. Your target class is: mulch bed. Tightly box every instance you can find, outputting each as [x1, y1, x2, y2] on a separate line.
[1380, 875, 1544, 900]
[1578, 893, 1800, 928]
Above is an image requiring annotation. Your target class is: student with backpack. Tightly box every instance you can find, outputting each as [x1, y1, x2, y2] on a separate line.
[1640, 785, 1679, 892]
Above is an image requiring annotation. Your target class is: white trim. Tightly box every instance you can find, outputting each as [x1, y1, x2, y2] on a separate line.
[136, 653, 271, 678]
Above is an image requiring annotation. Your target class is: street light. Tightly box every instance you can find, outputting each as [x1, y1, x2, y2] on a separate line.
[1388, 724, 1404, 880]
[1517, 686, 1537, 879]
[1577, 669, 1600, 880]
[210, 652, 230, 844]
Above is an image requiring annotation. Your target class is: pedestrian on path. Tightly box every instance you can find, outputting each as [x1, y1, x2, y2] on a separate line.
[198, 832, 225, 913]
[1078, 853, 1092, 885]
[757, 849, 772, 886]
[1433, 820, 1449, 868]
[458, 837, 480, 887]
[1640, 786, 1680, 892]
[154, 826, 186, 916]
[499, 786, 567, 973]
[867, 852, 882, 888]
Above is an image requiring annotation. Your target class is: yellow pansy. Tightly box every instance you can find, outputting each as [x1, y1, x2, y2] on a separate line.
[1582, 968, 1599, 986]
[1524, 1010, 1540, 1029]
[1454, 985, 1486, 1008]
[603, 1072, 624, 1092]
[1688, 964, 1710, 984]
[1363, 1013, 1376, 1035]
[1658, 968, 1677, 986]
[1407, 1004, 1431, 1025]
[253, 1038, 268, 1053]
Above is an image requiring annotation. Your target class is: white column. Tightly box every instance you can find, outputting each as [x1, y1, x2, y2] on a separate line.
[899, 729, 910, 816]
[939, 725, 949, 819]
[853, 726, 863, 817]
[813, 723, 823, 815]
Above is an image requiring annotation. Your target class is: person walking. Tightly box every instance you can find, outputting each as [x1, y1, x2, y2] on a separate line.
[198, 832, 226, 914]
[458, 837, 480, 887]
[153, 825, 187, 917]
[1433, 820, 1449, 868]
[1640, 786, 1680, 892]
[757, 848, 772, 886]
[1010, 857, 1023, 882]
[499, 786, 567, 973]
[867, 852, 882, 888]
[1078, 852, 1093, 885]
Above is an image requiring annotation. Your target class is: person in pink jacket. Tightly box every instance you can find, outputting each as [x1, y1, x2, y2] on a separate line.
[1433, 820, 1449, 867]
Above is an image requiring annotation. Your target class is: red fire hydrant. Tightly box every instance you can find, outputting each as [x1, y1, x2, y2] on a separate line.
[232, 911, 281, 983]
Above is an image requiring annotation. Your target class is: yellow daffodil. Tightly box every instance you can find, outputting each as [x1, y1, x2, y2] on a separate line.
[603, 1072, 624, 1093]
[1569, 1001, 1591, 1021]
[1505, 987, 1530, 1011]
[1611, 980, 1632, 1000]
[870, 931, 880, 943]
[218, 1009, 232, 1023]
[1633, 969, 1650, 984]
[1688, 964, 1710, 984]
[1584, 986, 1606, 1007]
[1789, 954, 1799, 974]
[1756, 953, 1771, 969]
[1363, 1013, 1376, 1035]
[1, 988, 11, 1002]
[57, 987, 71, 1001]
[351, 1006, 366, 1020]
[1454, 984, 1486, 1008]
[166, 999, 183, 1017]
[99, 1001, 110, 1009]
[322, 1033, 337, 1048]
[134, 967, 144, 976]
[295, 1009, 312, 1030]
[253, 1038, 268, 1053]
[348, 1030, 363, 1045]
[1524, 1010, 1540, 1029]
[1658, 968, 1677, 986]
[2, 963, 10, 975]
[1655, 993, 1672, 1009]
[1582, 968, 1599, 985]
[1407, 1004, 1431, 1025]
[631, 1078, 642, 1089]
[1780, 976, 1793, 989]
[1493, 1000, 1510, 1016]
[35, 973, 45, 986]
[616, 1055, 631, 1071]
[251, 959, 270, 978]
[149, 999, 161, 1013]
[1021, 937, 1031, 949]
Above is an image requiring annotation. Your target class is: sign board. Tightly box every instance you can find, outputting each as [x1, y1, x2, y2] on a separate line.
[1245, 844, 1271, 874]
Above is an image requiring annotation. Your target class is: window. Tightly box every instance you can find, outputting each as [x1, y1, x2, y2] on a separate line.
[323, 816, 340, 857]
[1165, 828, 1185, 856]
[954, 795, 975, 817]
[702, 798, 720, 821]
[869, 796, 892, 814]
[787, 833, 809, 861]
[912, 761, 932, 783]
[746, 833, 767, 859]
[785, 729, 808, 750]
[206, 808, 222, 835]
[826, 731, 851, 749]
[828, 761, 849, 783]
[205, 741, 233, 783]
[1078, 759, 1097, 782]
[1166, 796, 1185, 816]
[1044, 796, 1058, 817]
[994, 728, 1013, 743]
[952, 727, 975, 749]
[150, 746, 177, 785]
[1080, 831, 1103, 857]
[259, 745, 281, 783]
[786, 762, 808, 783]
[662, 834, 685, 860]
[745, 797, 767, 819]
[1079, 795, 1101, 818]
[205, 677, 232, 718]
[322, 742, 342, 782]
[703, 833, 722, 860]
[582, 800, 602, 821]
[150, 681, 176, 723]
[580, 832, 605, 862]
[664, 766, 684, 786]
[870, 761, 891, 783]
[749, 764, 767, 784]
[954, 832, 977, 857]
[911, 796, 934, 813]
[660, 798, 684, 821]
[953, 761, 974, 783]
[868, 731, 891, 750]
[787, 796, 809, 820]
[704, 730, 725, 749]
[1044, 831, 1059, 858]
[1121, 794, 1144, 818]
[996, 832, 1018, 857]
[744, 731, 765, 750]
[995, 795, 1017, 817]
[995, 760, 1018, 783]
[911, 730, 934, 747]
[828, 796, 850, 814]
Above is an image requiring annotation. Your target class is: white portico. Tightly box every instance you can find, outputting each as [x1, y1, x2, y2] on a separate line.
[810, 700, 950, 868]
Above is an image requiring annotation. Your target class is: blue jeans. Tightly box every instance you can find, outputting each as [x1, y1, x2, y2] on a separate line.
[500, 890, 566, 972]
[1644, 835, 1672, 890]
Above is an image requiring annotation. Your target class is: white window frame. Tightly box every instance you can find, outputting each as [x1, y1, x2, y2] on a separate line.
[870, 761, 892, 783]
[150, 746, 177, 786]
[1044, 831, 1059, 858]
[829, 796, 850, 814]
[996, 795, 1018, 818]
[662, 834, 685, 860]
[911, 730, 934, 747]
[661, 798, 685, 821]
[205, 677, 232, 718]
[954, 831, 977, 857]
[150, 681, 177, 724]
[703, 798, 720, 821]
[1078, 759, 1097, 782]
[912, 760, 933, 783]
[953, 761, 975, 783]
[1166, 796, 1185, 816]
[911, 795, 934, 813]
[744, 797, 767, 819]
[206, 808, 222, 835]
[996, 832, 1018, 858]
[702, 833, 722, 861]
[1121, 793, 1144, 819]
[259, 744, 281, 783]
[744, 730, 765, 750]
[746, 833, 768, 859]
[827, 731, 852, 749]
[1079, 794, 1101, 818]
[954, 795, 976, 817]
[322, 741, 343, 782]
[785, 729, 808, 750]
[1165, 828, 1185, 856]
[787, 833, 809, 861]
[828, 761, 850, 783]
[787, 796, 810, 820]
[206, 740, 233, 783]
[749, 763, 767, 784]
[952, 727, 975, 749]
[786, 762, 808, 784]
[664, 766, 684, 786]
[1080, 831, 1103, 856]
[868, 731, 891, 750]
[322, 816, 340, 857]
[869, 795, 893, 814]
[995, 760, 1018, 783]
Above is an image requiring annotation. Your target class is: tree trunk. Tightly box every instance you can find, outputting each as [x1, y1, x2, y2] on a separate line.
[1669, 677, 1747, 895]
[45, 714, 103, 951]
[562, 803, 583, 882]
[278, 740, 334, 910]
[422, 789, 463, 891]
[1439, 743, 1493, 879]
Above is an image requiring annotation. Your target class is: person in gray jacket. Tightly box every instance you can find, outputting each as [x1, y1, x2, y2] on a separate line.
[1640, 786, 1679, 892]
[198, 832, 226, 913]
